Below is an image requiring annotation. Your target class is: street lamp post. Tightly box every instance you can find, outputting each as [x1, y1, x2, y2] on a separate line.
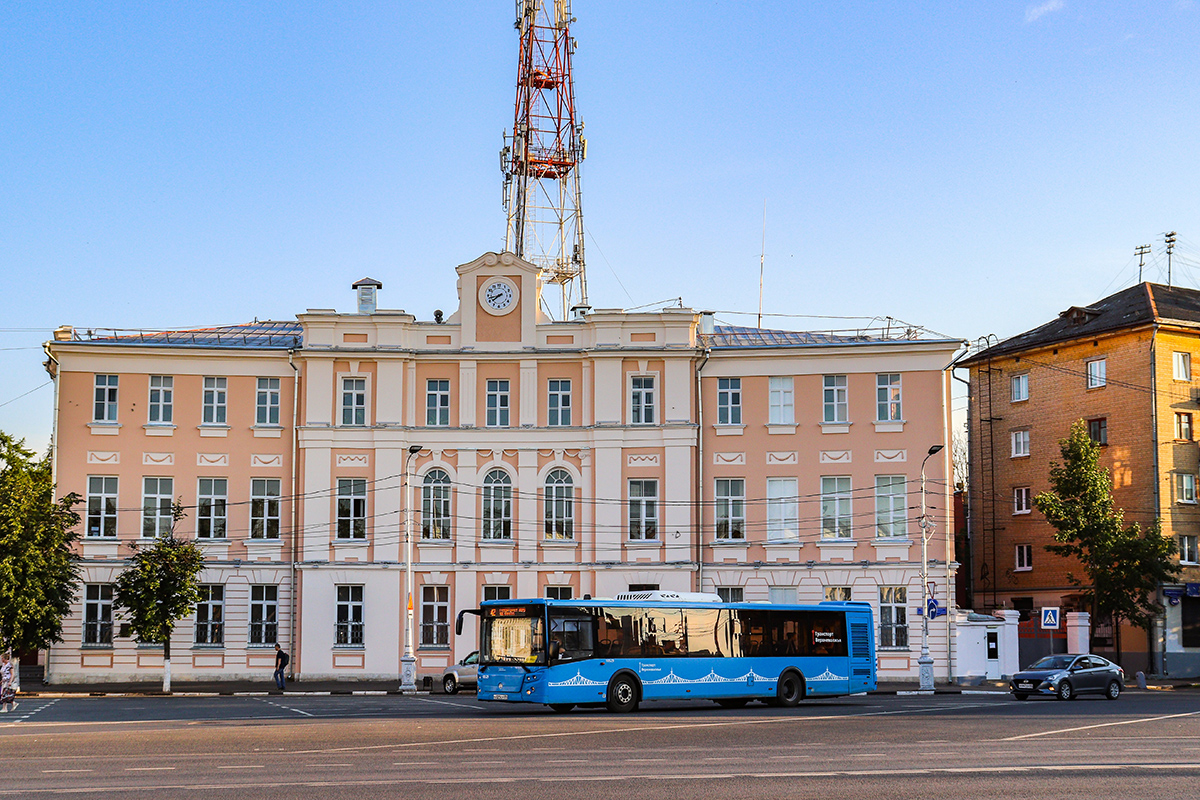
[918, 443, 944, 691]
[400, 444, 423, 693]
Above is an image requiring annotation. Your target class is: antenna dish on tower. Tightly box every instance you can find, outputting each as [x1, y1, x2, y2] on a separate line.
[501, 0, 587, 320]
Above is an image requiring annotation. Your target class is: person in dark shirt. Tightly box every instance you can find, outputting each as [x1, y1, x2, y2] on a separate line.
[274, 644, 290, 690]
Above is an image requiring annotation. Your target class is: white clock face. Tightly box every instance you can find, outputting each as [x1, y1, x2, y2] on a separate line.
[484, 280, 514, 310]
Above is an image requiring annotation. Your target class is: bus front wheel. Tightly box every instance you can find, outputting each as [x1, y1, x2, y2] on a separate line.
[606, 674, 640, 713]
[773, 671, 804, 708]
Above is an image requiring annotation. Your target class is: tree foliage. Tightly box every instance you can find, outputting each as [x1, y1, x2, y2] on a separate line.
[112, 501, 206, 661]
[1034, 420, 1180, 633]
[0, 431, 81, 654]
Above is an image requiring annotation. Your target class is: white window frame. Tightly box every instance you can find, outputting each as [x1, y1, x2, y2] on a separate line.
[335, 585, 364, 646]
[250, 478, 281, 540]
[768, 376, 794, 424]
[825, 586, 852, 601]
[768, 586, 796, 604]
[628, 479, 659, 540]
[148, 375, 173, 424]
[1178, 473, 1197, 504]
[716, 586, 744, 603]
[426, 379, 450, 427]
[194, 585, 224, 645]
[717, 378, 742, 425]
[420, 585, 450, 647]
[256, 377, 281, 426]
[86, 476, 118, 538]
[1086, 358, 1107, 389]
[94, 374, 119, 422]
[202, 377, 227, 425]
[879, 586, 908, 648]
[483, 585, 512, 602]
[766, 477, 799, 542]
[1177, 412, 1194, 441]
[715, 478, 745, 540]
[486, 379, 510, 427]
[141, 477, 174, 538]
[823, 375, 848, 423]
[83, 584, 113, 645]
[1011, 373, 1029, 402]
[1175, 352, 1192, 382]
[481, 469, 512, 540]
[422, 469, 452, 540]
[1011, 430, 1031, 458]
[544, 469, 574, 540]
[341, 377, 367, 426]
[336, 478, 368, 539]
[820, 476, 852, 539]
[1180, 535, 1199, 565]
[548, 379, 572, 426]
[197, 478, 228, 539]
[876, 373, 902, 421]
[874, 475, 907, 538]
[1013, 486, 1032, 515]
[1015, 544, 1033, 572]
[249, 585, 278, 645]
[630, 375, 656, 425]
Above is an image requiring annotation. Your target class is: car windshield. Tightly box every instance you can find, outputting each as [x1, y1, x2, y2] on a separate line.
[1028, 655, 1074, 670]
[481, 606, 546, 665]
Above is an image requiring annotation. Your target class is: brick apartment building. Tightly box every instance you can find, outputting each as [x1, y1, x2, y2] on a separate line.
[961, 282, 1200, 676]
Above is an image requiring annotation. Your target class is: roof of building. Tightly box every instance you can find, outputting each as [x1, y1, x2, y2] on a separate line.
[704, 325, 957, 349]
[65, 321, 303, 349]
[960, 282, 1200, 365]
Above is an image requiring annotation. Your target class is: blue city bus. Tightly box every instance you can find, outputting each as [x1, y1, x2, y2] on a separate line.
[459, 591, 876, 712]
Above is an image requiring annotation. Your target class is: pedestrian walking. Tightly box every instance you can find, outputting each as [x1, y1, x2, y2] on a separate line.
[273, 644, 289, 690]
[0, 653, 16, 713]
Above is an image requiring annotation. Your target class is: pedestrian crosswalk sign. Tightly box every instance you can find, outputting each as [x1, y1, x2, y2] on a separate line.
[1041, 607, 1060, 629]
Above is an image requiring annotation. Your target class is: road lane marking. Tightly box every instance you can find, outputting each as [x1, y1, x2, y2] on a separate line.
[125, 767, 175, 771]
[42, 769, 93, 773]
[256, 698, 314, 717]
[411, 696, 477, 710]
[1003, 711, 1200, 740]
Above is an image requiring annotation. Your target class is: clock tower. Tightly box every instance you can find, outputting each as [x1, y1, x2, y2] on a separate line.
[454, 251, 544, 350]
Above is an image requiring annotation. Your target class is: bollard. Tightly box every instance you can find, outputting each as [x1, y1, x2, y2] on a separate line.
[1135, 671, 1147, 690]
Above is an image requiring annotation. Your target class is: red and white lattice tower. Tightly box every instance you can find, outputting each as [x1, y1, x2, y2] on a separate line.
[501, 0, 588, 319]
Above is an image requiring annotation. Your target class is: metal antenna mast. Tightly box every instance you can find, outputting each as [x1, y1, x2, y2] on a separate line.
[501, 0, 588, 320]
[1135, 243, 1151, 283]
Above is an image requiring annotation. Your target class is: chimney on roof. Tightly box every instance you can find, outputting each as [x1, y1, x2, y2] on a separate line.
[352, 278, 383, 314]
[53, 325, 74, 342]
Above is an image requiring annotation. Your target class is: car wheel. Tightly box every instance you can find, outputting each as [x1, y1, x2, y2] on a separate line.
[1013, 692, 1029, 701]
[715, 698, 749, 709]
[1056, 681, 1073, 701]
[549, 703, 575, 713]
[1105, 680, 1121, 700]
[772, 671, 803, 708]
[443, 675, 458, 695]
[606, 674, 639, 713]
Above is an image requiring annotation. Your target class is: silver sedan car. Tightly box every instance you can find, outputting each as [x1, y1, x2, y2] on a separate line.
[1010, 654, 1124, 700]
[441, 651, 479, 694]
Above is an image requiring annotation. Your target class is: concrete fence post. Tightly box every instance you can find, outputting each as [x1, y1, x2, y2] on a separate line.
[1066, 612, 1090, 654]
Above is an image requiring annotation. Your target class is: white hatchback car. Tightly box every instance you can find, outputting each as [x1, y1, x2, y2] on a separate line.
[441, 651, 479, 694]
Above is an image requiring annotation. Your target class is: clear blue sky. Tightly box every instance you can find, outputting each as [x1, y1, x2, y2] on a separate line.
[3, 2, 1199, 453]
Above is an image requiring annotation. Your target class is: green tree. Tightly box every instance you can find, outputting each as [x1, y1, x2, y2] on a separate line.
[0, 432, 82, 688]
[1034, 420, 1181, 661]
[112, 501, 205, 692]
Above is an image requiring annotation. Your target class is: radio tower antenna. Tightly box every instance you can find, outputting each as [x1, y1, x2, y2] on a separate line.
[501, 0, 588, 320]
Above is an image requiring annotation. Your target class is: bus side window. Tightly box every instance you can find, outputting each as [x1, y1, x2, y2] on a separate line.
[682, 607, 722, 657]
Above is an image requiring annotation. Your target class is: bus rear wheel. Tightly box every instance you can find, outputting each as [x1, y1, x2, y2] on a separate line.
[772, 672, 803, 708]
[606, 675, 640, 713]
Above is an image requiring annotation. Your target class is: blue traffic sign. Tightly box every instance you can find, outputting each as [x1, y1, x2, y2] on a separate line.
[1041, 607, 1060, 629]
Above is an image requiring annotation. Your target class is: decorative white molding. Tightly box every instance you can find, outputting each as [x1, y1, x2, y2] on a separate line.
[713, 452, 745, 466]
[875, 449, 908, 463]
[819, 450, 852, 463]
[251, 454, 283, 468]
[337, 454, 370, 468]
[766, 451, 797, 465]
[143, 452, 175, 466]
[87, 451, 120, 465]
[197, 453, 229, 467]
[627, 454, 660, 467]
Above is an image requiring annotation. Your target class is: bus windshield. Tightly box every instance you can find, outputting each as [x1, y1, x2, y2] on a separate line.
[481, 605, 546, 665]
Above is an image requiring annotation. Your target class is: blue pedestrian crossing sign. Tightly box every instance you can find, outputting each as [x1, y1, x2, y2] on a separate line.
[1041, 607, 1060, 629]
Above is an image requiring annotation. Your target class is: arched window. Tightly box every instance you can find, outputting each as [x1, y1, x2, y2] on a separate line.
[482, 469, 512, 540]
[422, 469, 451, 540]
[544, 469, 574, 540]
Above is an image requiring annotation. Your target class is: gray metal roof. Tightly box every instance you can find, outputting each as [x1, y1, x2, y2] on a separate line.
[69, 321, 302, 349]
[704, 325, 952, 349]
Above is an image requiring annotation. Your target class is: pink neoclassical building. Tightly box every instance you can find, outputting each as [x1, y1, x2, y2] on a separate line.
[43, 251, 961, 684]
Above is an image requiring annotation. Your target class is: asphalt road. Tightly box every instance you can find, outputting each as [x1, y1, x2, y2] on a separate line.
[5, 691, 1198, 799]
